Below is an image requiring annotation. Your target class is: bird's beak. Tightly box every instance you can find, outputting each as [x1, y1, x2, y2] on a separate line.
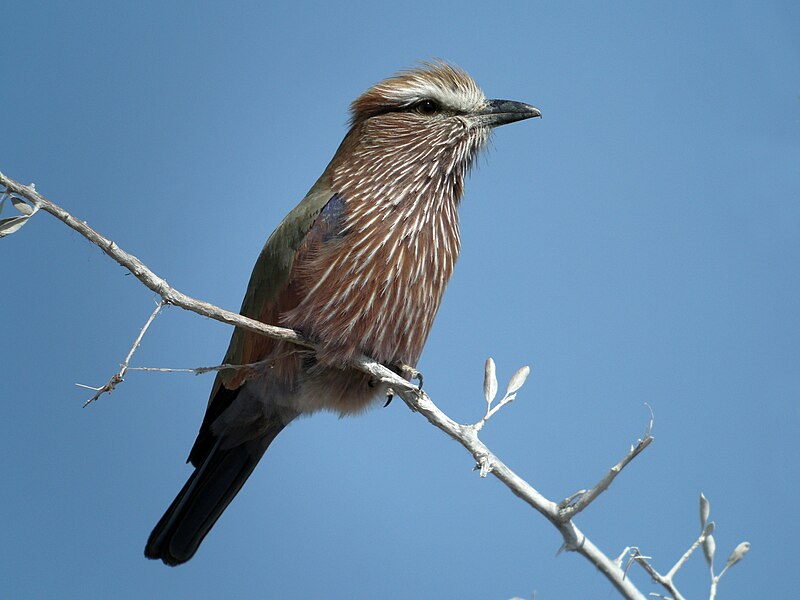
[472, 99, 542, 128]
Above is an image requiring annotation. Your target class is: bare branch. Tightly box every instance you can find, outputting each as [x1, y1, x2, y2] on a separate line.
[0, 172, 315, 355]
[1, 172, 651, 600]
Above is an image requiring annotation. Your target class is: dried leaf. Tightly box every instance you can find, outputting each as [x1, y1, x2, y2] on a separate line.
[703, 533, 716, 568]
[0, 215, 29, 237]
[699, 493, 710, 529]
[725, 541, 750, 569]
[483, 358, 497, 404]
[506, 365, 530, 395]
[10, 196, 34, 215]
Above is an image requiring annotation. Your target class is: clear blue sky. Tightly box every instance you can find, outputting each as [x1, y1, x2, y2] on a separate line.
[2, 1, 797, 598]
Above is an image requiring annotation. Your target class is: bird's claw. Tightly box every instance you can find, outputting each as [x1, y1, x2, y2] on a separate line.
[395, 363, 424, 390]
[382, 364, 422, 408]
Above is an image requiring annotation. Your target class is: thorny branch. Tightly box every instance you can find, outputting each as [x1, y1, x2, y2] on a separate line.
[2, 172, 747, 599]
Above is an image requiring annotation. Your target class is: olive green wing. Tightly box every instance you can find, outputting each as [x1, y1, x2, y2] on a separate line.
[187, 175, 336, 465]
[220, 176, 334, 378]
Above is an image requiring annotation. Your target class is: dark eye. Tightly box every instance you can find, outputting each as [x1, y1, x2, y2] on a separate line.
[414, 99, 439, 115]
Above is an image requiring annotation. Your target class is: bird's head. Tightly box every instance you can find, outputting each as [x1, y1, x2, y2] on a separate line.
[344, 61, 540, 182]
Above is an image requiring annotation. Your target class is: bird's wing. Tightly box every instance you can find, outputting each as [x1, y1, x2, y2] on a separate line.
[187, 175, 340, 465]
[222, 176, 337, 379]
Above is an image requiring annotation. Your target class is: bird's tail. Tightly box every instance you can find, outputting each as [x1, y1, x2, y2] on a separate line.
[144, 419, 288, 566]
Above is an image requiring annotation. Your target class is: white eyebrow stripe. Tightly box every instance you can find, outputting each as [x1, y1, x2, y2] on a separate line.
[383, 81, 485, 114]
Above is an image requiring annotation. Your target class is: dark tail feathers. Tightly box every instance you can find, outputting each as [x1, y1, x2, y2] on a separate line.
[145, 422, 287, 566]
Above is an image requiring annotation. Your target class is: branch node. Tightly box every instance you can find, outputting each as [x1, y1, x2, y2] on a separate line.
[475, 454, 493, 477]
[558, 489, 589, 511]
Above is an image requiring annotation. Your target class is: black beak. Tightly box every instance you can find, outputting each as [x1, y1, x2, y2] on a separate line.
[474, 99, 542, 128]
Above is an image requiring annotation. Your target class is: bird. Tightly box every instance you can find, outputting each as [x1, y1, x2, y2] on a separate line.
[145, 61, 540, 565]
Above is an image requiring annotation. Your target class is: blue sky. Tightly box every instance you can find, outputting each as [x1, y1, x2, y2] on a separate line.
[2, 1, 797, 598]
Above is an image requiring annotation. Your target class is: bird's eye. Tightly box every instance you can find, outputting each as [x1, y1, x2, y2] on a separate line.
[414, 99, 439, 115]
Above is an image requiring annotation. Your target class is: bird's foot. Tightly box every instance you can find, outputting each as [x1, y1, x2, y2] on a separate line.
[380, 364, 422, 408]
[370, 377, 396, 407]
[393, 363, 424, 390]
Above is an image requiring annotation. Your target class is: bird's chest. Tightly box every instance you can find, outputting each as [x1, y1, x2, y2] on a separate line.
[284, 201, 460, 365]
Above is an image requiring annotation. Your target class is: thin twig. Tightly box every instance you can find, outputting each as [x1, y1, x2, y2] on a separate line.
[79, 300, 165, 406]
[130, 357, 274, 376]
[474, 392, 516, 431]
[558, 413, 654, 520]
[615, 546, 632, 568]
[666, 522, 715, 581]
[629, 549, 686, 600]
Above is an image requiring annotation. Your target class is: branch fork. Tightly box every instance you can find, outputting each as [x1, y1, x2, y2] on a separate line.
[623, 494, 750, 600]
